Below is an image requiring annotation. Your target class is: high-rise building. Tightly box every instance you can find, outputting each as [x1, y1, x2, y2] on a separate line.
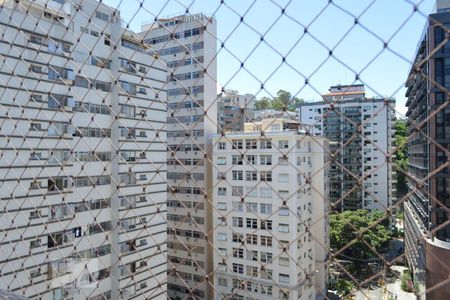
[217, 90, 255, 133]
[212, 118, 329, 300]
[140, 14, 217, 300]
[0, 0, 167, 300]
[404, 1, 450, 298]
[0, 0, 168, 299]
[297, 84, 395, 212]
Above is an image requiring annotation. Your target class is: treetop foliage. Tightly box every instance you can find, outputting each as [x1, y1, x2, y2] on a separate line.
[254, 90, 303, 112]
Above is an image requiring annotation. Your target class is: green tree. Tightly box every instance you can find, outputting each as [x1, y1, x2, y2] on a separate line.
[394, 119, 408, 195]
[255, 90, 303, 112]
[254, 96, 271, 110]
[329, 279, 355, 297]
[271, 90, 303, 111]
[330, 210, 392, 259]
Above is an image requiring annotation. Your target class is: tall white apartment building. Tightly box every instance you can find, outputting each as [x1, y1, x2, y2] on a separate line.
[0, 0, 167, 299]
[297, 84, 395, 212]
[212, 118, 329, 300]
[140, 14, 218, 300]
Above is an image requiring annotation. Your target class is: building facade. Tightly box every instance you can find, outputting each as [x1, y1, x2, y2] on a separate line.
[0, 0, 167, 299]
[217, 91, 255, 133]
[212, 118, 329, 300]
[254, 109, 297, 122]
[404, 1, 450, 298]
[140, 14, 217, 300]
[298, 84, 395, 212]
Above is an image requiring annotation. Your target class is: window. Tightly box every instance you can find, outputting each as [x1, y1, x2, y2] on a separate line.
[232, 170, 243, 181]
[30, 123, 42, 131]
[278, 223, 289, 233]
[233, 201, 244, 212]
[95, 11, 110, 22]
[48, 232, 64, 248]
[247, 250, 258, 261]
[233, 248, 244, 259]
[218, 248, 227, 257]
[48, 177, 69, 191]
[261, 204, 272, 214]
[260, 284, 273, 295]
[246, 266, 258, 277]
[30, 181, 42, 190]
[30, 34, 44, 45]
[246, 202, 257, 213]
[280, 257, 290, 267]
[217, 233, 227, 241]
[279, 190, 289, 200]
[217, 202, 227, 210]
[30, 152, 42, 160]
[218, 277, 227, 287]
[279, 274, 290, 284]
[30, 64, 44, 73]
[232, 155, 243, 165]
[278, 140, 289, 149]
[232, 140, 243, 149]
[218, 142, 226, 150]
[278, 207, 289, 216]
[246, 218, 257, 229]
[246, 171, 257, 181]
[260, 139, 272, 149]
[30, 94, 44, 103]
[119, 81, 136, 95]
[435, 57, 450, 88]
[217, 157, 226, 165]
[271, 124, 281, 131]
[232, 264, 244, 274]
[48, 66, 74, 81]
[29, 210, 41, 219]
[246, 234, 258, 245]
[29, 268, 41, 278]
[232, 279, 242, 289]
[246, 155, 256, 165]
[232, 217, 243, 228]
[260, 187, 272, 198]
[260, 236, 272, 247]
[261, 268, 273, 279]
[260, 155, 272, 165]
[218, 187, 227, 195]
[245, 139, 257, 149]
[245, 186, 258, 197]
[261, 252, 273, 263]
[74, 76, 89, 88]
[260, 171, 272, 182]
[232, 233, 243, 243]
[278, 174, 289, 183]
[261, 220, 273, 230]
[104, 34, 111, 45]
[30, 239, 42, 249]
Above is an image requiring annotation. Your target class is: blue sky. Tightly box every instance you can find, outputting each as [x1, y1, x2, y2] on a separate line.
[104, 0, 436, 115]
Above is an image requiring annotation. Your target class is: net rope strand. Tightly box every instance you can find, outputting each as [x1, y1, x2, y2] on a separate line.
[0, 0, 449, 299]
